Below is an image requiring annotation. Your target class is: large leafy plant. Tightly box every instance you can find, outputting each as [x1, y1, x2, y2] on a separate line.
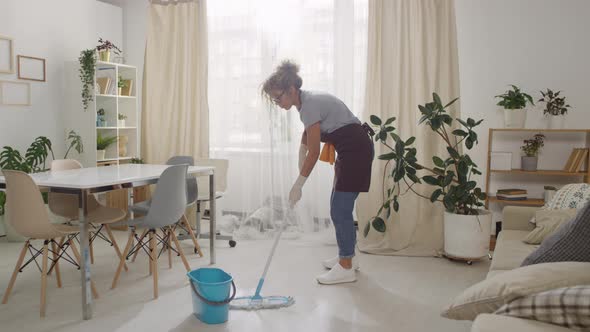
[495, 84, 534, 110]
[365, 93, 486, 237]
[96, 133, 117, 150]
[0, 131, 83, 215]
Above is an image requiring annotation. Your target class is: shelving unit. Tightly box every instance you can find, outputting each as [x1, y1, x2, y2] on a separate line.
[64, 60, 139, 167]
[485, 128, 590, 209]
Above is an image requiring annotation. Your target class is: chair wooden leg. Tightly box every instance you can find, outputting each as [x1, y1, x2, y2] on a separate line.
[89, 231, 95, 265]
[104, 225, 128, 272]
[69, 238, 100, 299]
[167, 229, 172, 269]
[2, 240, 30, 304]
[111, 230, 134, 290]
[181, 214, 203, 257]
[170, 230, 191, 272]
[150, 230, 158, 299]
[52, 239, 62, 288]
[132, 229, 149, 263]
[40, 241, 49, 317]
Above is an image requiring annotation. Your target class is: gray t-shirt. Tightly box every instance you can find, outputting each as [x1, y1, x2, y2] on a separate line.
[298, 90, 360, 133]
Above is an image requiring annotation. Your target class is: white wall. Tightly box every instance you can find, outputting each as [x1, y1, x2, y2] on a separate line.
[0, 0, 122, 158]
[455, 0, 590, 223]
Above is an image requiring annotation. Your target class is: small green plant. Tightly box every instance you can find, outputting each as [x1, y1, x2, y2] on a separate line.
[365, 93, 486, 236]
[118, 113, 127, 120]
[521, 134, 545, 157]
[130, 157, 145, 164]
[539, 89, 571, 116]
[96, 38, 122, 55]
[97, 108, 105, 116]
[79, 49, 96, 111]
[117, 75, 127, 88]
[495, 85, 534, 110]
[96, 133, 117, 150]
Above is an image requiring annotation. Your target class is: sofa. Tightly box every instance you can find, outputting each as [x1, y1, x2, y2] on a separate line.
[470, 206, 575, 332]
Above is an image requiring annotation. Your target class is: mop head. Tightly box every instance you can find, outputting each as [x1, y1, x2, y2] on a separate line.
[230, 295, 295, 310]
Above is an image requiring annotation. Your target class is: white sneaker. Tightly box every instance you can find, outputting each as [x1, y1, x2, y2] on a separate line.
[316, 263, 357, 285]
[322, 256, 360, 270]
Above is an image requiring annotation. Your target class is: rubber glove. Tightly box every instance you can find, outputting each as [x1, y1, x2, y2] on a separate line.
[298, 144, 308, 172]
[289, 175, 307, 208]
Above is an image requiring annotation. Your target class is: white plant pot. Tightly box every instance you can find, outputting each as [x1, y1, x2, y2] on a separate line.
[97, 149, 106, 161]
[547, 115, 566, 129]
[118, 119, 125, 127]
[503, 109, 527, 128]
[443, 210, 492, 260]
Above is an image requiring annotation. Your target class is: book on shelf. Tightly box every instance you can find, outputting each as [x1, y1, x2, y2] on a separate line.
[496, 188, 527, 195]
[564, 148, 589, 172]
[496, 195, 528, 201]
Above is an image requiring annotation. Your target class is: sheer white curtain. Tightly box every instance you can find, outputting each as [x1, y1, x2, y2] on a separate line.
[207, 0, 368, 238]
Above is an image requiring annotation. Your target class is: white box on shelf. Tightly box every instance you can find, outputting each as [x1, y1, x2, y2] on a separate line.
[490, 151, 512, 170]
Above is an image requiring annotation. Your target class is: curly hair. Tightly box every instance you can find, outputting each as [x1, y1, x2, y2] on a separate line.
[261, 60, 303, 102]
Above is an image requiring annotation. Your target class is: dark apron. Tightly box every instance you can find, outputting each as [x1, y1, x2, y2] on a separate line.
[321, 123, 374, 192]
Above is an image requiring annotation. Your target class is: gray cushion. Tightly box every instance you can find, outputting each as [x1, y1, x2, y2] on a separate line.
[522, 201, 590, 266]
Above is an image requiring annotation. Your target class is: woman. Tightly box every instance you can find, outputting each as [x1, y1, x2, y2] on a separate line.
[262, 60, 374, 285]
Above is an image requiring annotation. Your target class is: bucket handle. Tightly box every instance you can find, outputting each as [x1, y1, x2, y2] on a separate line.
[190, 279, 237, 306]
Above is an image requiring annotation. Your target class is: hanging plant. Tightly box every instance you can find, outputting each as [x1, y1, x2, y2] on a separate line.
[79, 49, 96, 111]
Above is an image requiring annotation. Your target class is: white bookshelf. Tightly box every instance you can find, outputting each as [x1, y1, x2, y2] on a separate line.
[64, 60, 140, 167]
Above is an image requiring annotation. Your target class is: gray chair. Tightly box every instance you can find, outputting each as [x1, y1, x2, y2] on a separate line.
[128, 156, 203, 257]
[111, 164, 191, 299]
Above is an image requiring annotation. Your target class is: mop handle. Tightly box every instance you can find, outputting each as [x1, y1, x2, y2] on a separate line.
[253, 223, 286, 298]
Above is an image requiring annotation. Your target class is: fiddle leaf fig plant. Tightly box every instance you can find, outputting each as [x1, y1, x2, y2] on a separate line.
[364, 93, 486, 237]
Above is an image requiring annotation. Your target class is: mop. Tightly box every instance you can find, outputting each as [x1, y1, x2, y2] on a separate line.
[229, 220, 295, 310]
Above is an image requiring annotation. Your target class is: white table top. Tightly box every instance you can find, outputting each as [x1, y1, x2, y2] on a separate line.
[0, 164, 214, 189]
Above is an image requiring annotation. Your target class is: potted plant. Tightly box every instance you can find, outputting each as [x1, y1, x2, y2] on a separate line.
[79, 49, 96, 111]
[96, 38, 122, 63]
[0, 132, 83, 239]
[495, 85, 534, 128]
[96, 133, 117, 160]
[97, 108, 107, 127]
[538, 89, 571, 129]
[117, 75, 127, 95]
[521, 133, 544, 171]
[117, 113, 127, 127]
[366, 93, 491, 261]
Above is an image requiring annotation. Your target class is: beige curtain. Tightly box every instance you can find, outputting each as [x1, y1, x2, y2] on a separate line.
[142, 0, 209, 163]
[357, 0, 460, 256]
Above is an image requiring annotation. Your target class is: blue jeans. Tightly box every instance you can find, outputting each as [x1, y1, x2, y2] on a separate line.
[330, 191, 360, 259]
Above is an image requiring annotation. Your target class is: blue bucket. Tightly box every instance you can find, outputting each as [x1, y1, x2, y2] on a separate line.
[187, 268, 236, 324]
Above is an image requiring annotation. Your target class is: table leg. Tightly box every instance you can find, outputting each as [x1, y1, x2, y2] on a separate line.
[209, 173, 216, 265]
[78, 190, 92, 320]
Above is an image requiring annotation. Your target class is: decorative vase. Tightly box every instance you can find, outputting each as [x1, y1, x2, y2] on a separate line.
[118, 135, 128, 157]
[118, 119, 125, 127]
[547, 115, 566, 129]
[503, 109, 527, 128]
[443, 210, 492, 260]
[97, 149, 106, 161]
[521, 156, 538, 171]
[98, 50, 111, 62]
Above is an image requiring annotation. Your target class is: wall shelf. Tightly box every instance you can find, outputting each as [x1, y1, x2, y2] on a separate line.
[485, 128, 590, 209]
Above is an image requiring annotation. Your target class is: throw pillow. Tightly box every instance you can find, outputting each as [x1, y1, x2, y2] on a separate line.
[524, 209, 578, 244]
[441, 262, 590, 321]
[495, 285, 590, 331]
[522, 202, 590, 266]
[531, 183, 590, 224]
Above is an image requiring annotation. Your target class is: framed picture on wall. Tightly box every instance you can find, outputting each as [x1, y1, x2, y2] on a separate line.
[0, 35, 14, 74]
[17, 55, 46, 82]
[0, 80, 31, 106]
